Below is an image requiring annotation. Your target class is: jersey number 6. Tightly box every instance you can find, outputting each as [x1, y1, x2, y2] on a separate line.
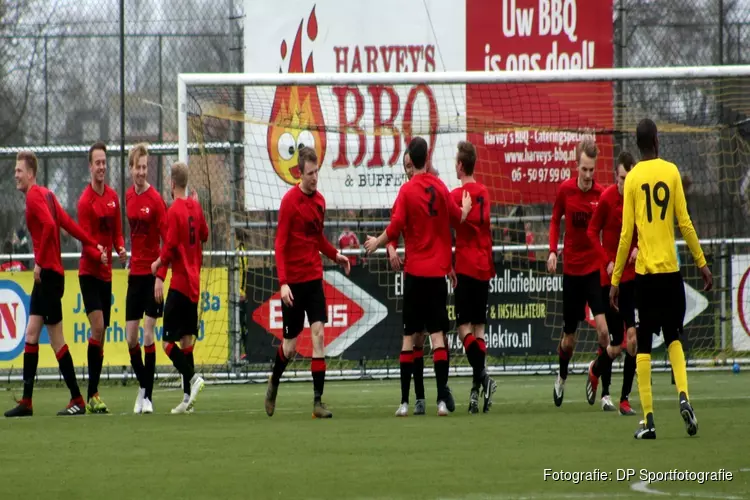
[641, 181, 670, 223]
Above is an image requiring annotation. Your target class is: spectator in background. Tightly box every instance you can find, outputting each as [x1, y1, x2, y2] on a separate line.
[525, 221, 536, 262]
[338, 215, 362, 267]
[1, 240, 27, 272]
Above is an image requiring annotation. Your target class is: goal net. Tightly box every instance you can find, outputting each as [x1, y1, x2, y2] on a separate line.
[179, 67, 750, 381]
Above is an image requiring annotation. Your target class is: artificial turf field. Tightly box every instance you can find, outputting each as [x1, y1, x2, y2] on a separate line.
[1, 371, 748, 500]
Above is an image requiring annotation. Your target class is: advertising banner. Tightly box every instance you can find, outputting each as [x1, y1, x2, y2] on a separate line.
[465, 0, 614, 205]
[0, 268, 228, 369]
[242, 0, 466, 210]
[246, 259, 714, 361]
[242, 0, 615, 210]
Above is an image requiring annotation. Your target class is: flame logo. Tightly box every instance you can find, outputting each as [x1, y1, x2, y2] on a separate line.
[267, 5, 327, 185]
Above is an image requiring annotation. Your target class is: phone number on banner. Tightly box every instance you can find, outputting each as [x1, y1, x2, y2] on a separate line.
[511, 167, 572, 183]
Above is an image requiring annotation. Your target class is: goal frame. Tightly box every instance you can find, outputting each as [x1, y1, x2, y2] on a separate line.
[177, 64, 750, 378]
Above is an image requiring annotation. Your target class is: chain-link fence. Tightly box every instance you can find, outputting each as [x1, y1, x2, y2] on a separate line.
[0, 0, 242, 252]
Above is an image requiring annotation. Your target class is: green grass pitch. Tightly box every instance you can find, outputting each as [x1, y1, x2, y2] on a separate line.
[1, 372, 748, 499]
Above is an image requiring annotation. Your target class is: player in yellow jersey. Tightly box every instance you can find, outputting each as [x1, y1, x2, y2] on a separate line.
[609, 119, 712, 440]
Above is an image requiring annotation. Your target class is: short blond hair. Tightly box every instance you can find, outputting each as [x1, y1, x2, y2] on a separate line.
[170, 162, 189, 189]
[128, 142, 149, 168]
[17, 151, 38, 176]
[576, 139, 599, 164]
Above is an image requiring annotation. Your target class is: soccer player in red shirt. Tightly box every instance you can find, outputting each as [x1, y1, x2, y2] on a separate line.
[385, 150, 456, 416]
[125, 143, 168, 414]
[5, 151, 104, 417]
[587, 151, 639, 414]
[365, 137, 471, 416]
[76, 142, 127, 414]
[449, 141, 497, 414]
[547, 139, 610, 407]
[265, 147, 351, 419]
[151, 162, 208, 413]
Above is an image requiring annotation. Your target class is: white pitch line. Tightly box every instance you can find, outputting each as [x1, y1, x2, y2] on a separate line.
[631, 480, 744, 499]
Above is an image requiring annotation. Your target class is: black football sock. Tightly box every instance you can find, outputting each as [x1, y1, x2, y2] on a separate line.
[271, 346, 289, 385]
[558, 339, 572, 380]
[56, 344, 82, 401]
[413, 347, 425, 400]
[399, 350, 413, 404]
[621, 351, 636, 402]
[311, 358, 326, 403]
[433, 347, 449, 401]
[129, 343, 145, 389]
[462, 334, 484, 387]
[182, 346, 194, 397]
[22, 342, 39, 403]
[165, 343, 192, 379]
[144, 343, 156, 400]
[87, 338, 103, 400]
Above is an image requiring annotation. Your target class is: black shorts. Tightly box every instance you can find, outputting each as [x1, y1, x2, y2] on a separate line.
[162, 289, 199, 343]
[79, 275, 113, 327]
[602, 280, 636, 347]
[455, 274, 489, 326]
[562, 271, 605, 334]
[126, 274, 164, 321]
[29, 269, 65, 325]
[403, 273, 448, 335]
[282, 279, 327, 339]
[635, 272, 686, 354]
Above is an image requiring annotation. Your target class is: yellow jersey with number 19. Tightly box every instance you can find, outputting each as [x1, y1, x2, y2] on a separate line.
[611, 158, 706, 286]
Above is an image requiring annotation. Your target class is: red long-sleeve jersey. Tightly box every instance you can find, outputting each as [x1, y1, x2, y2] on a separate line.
[275, 185, 338, 286]
[549, 178, 604, 276]
[26, 184, 98, 276]
[77, 184, 125, 282]
[451, 182, 495, 281]
[126, 185, 167, 280]
[385, 173, 462, 278]
[159, 197, 208, 303]
[587, 184, 637, 286]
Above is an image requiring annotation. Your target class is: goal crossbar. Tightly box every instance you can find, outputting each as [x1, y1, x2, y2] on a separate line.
[177, 64, 750, 163]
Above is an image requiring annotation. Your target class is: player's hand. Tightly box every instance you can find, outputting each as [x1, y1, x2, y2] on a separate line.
[97, 244, 108, 265]
[700, 265, 713, 292]
[335, 252, 351, 276]
[151, 258, 161, 276]
[547, 252, 557, 274]
[606, 261, 614, 277]
[628, 247, 638, 265]
[189, 189, 199, 202]
[117, 247, 128, 264]
[364, 235, 379, 255]
[154, 277, 164, 304]
[386, 245, 402, 271]
[461, 191, 472, 220]
[609, 284, 620, 312]
[448, 269, 458, 289]
[33, 264, 41, 283]
[280, 284, 294, 307]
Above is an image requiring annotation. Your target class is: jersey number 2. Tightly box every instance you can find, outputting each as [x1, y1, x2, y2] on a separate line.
[425, 186, 438, 216]
[188, 216, 196, 245]
[641, 182, 670, 222]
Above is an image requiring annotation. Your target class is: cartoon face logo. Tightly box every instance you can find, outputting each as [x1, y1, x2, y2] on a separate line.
[267, 5, 327, 185]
